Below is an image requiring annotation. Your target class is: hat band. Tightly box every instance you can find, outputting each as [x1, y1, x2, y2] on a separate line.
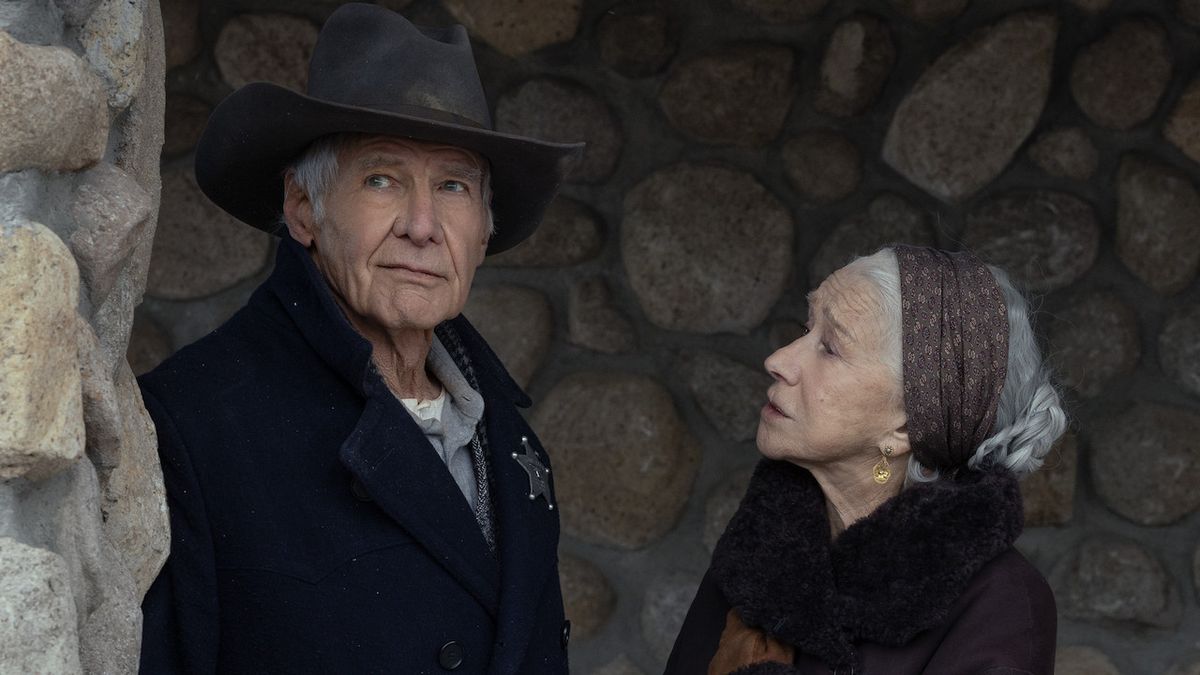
[333, 98, 489, 131]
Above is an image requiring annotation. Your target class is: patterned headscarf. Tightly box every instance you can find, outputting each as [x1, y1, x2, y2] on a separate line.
[894, 246, 1009, 470]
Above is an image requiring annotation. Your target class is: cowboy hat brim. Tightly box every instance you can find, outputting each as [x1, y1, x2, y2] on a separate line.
[194, 82, 585, 255]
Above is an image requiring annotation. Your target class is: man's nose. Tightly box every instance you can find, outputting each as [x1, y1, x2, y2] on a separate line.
[393, 185, 442, 244]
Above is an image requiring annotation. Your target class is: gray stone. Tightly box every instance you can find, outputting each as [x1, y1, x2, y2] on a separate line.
[0, 32, 108, 173]
[1116, 155, 1200, 294]
[0, 539, 82, 674]
[679, 351, 770, 442]
[568, 278, 636, 355]
[640, 573, 702, 664]
[80, 0, 147, 110]
[1056, 289, 1137, 393]
[442, 0, 581, 57]
[622, 163, 792, 333]
[731, 0, 827, 23]
[52, 0, 101, 27]
[1020, 433, 1077, 527]
[1166, 77, 1200, 165]
[769, 320, 806, 350]
[559, 553, 615, 641]
[1159, 304, 1200, 397]
[162, 0, 201, 69]
[1090, 402, 1200, 526]
[660, 45, 795, 146]
[782, 131, 861, 203]
[963, 191, 1100, 292]
[1070, 19, 1171, 130]
[485, 197, 602, 267]
[815, 14, 894, 117]
[146, 166, 271, 300]
[882, 12, 1057, 202]
[1167, 656, 1200, 675]
[127, 312, 174, 376]
[597, 2, 676, 77]
[0, 0, 65, 45]
[1026, 127, 1098, 180]
[1183, 0, 1200, 26]
[703, 467, 755, 552]
[163, 94, 211, 158]
[590, 655, 646, 675]
[808, 193, 935, 288]
[1195, 543, 1200, 602]
[215, 13, 319, 91]
[0, 221, 84, 481]
[532, 372, 699, 549]
[375, 0, 414, 9]
[78, 595, 141, 674]
[462, 285, 552, 389]
[67, 164, 154, 308]
[1055, 646, 1121, 675]
[1068, 0, 1113, 11]
[495, 79, 621, 184]
[889, 0, 969, 22]
[1058, 537, 1180, 627]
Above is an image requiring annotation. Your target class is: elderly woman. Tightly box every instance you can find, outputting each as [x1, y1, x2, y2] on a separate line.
[665, 246, 1066, 675]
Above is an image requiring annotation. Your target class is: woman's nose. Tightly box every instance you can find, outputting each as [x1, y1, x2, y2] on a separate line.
[765, 340, 802, 384]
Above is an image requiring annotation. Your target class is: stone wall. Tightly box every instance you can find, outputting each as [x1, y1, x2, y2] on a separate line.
[134, 0, 1200, 673]
[0, 0, 169, 672]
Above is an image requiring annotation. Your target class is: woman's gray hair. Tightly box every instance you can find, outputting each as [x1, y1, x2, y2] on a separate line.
[844, 248, 1068, 482]
[282, 132, 496, 236]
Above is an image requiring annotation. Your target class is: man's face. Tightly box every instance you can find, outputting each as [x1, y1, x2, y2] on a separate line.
[285, 136, 491, 335]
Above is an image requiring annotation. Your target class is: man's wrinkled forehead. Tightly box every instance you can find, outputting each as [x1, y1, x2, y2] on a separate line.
[342, 135, 486, 173]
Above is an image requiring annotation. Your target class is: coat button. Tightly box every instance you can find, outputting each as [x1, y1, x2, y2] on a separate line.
[560, 620, 571, 650]
[350, 479, 372, 502]
[438, 641, 464, 670]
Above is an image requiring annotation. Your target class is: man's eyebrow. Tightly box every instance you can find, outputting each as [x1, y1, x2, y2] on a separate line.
[354, 154, 407, 171]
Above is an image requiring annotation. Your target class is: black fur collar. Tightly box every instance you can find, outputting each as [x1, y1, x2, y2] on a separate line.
[711, 460, 1024, 667]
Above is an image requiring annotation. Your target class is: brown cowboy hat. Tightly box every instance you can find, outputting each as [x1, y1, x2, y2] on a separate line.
[194, 3, 584, 254]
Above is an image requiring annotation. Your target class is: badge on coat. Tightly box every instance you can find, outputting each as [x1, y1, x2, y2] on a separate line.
[513, 436, 554, 510]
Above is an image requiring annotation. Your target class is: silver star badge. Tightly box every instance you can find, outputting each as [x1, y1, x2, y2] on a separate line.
[512, 436, 554, 510]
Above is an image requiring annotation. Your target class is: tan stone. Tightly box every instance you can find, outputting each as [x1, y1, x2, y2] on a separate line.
[127, 312, 174, 376]
[1071, 19, 1171, 130]
[1049, 293, 1139, 398]
[882, 12, 1057, 202]
[641, 573, 702, 664]
[462, 285, 552, 389]
[0, 539, 82, 674]
[815, 14, 895, 117]
[163, 94, 211, 158]
[485, 197, 603, 268]
[679, 352, 770, 442]
[1026, 127, 1098, 180]
[568, 278, 636, 355]
[80, 0, 147, 110]
[1055, 646, 1121, 675]
[0, 32, 108, 173]
[1166, 77, 1200, 164]
[0, 221, 84, 480]
[732, 0, 827, 22]
[68, 164, 154, 308]
[808, 193, 934, 288]
[1116, 155, 1200, 294]
[1057, 536, 1180, 627]
[597, 2, 676, 77]
[442, 0, 582, 57]
[1020, 433, 1077, 527]
[782, 130, 861, 203]
[496, 79, 621, 184]
[162, 0, 201, 69]
[215, 13, 319, 91]
[559, 553, 615, 640]
[533, 372, 699, 549]
[703, 467, 755, 552]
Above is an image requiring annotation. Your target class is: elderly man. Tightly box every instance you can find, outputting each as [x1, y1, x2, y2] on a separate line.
[138, 4, 581, 673]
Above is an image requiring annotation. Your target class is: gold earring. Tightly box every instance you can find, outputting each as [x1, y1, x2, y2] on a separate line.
[873, 446, 893, 485]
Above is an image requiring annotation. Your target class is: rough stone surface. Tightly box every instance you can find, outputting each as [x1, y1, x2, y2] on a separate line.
[807, 193, 934, 287]
[1116, 155, 1200, 294]
[590, 655, 646, 675]
[214, 13, 319, 91]
[559, 553, 615, 641]
[640, 573, 701, 664]
[1055, 646, 1121, 675]
[1090, 403, 1200, 526]
[769, 320, 806, 350]
[568, 278, 636, 354]
[162, 0, 201, 69]
[532, 373, 699, 549]
[1166, 78, 1200, 165]
[890, 0, 969, 22]
[815, 14, 895, 117]
[596, 2, 676, 77]
[679, 351, 770, 442]
[963, 191, 1100, 292]
[127, 312, 174, 376]
[0, 0, 65, 45]
[495, 79, 621, 183]
[1058, 537, 1180, 627]
[1167, 656, 1200, 675]
[1020, 433, 1078, 527]
[1071, 19, 1171, 130]
[163, 94, 210, 158]
[731, 0, 827, 23]
[80, 0, 147, 110]
[703, 467, 755, 552]
[659, 45, 795, 146]
[52, 0, 102, 27]
[1183, 0, 1200, 27]
[1195, 543, 1200, 602]
[1160, 304, 1200, 397]
[67, 164, 154, 308]
[0, 221, 84, 480]
[882, 12, 1057, 202]
[782, 131, 862, 203]
[442, 0, 581, 57]
[0, 32, 109, 173]
[622, 163, 792, 333]
[0, 539, 82, 674]
[146, 167, 271, 300]
[486, 197, 602, 267]
[1026, 127, 1099, 180]
[462, 285, 552, 389]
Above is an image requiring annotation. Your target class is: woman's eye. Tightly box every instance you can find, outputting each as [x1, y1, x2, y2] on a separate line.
[366, 175, 391, 188]
[821, 341, 837, 356]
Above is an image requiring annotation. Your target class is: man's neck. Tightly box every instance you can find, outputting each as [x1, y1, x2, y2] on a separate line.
[334, 298, 441, 400]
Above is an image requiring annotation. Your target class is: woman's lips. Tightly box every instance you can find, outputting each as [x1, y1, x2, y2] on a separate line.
[762, 400, 789, 419]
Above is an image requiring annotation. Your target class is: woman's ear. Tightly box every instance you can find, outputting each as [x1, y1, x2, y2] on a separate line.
[282, 172, 317, 247]
[885, 423, 911, 459]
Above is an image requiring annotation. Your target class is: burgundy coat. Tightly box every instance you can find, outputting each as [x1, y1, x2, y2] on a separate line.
[665, 460, 1056, 675]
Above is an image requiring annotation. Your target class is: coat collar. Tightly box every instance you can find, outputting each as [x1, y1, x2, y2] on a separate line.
[711, 460, 1024, 667]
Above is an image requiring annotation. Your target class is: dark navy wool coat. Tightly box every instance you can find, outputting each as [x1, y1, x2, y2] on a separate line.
[139, 237, 568, 674]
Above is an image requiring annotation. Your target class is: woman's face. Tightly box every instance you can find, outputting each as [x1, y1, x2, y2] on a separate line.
[758, 268, 907, 468]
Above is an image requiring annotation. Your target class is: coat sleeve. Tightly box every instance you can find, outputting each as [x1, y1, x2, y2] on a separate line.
[138, 388, 220, 675]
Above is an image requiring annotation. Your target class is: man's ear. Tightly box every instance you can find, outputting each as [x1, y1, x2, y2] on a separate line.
[282, 172, 317, 247]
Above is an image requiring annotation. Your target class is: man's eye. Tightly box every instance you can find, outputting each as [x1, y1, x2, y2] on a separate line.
[441, 180, 467, 193]
[365, 175, 391, 188]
